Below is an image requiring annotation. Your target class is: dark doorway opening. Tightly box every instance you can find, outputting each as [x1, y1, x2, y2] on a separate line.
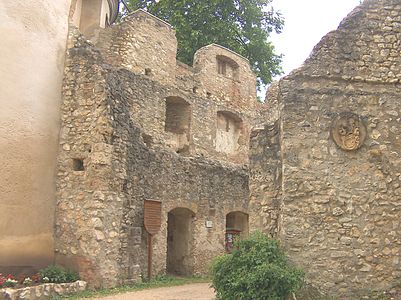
[166, 207, 195, 275]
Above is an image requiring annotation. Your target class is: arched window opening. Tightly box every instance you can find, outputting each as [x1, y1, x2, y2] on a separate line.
[216, 111, 243, 154]
[225, 211, 249, 253]
[216, 55, 239, 80]
[165, 96, 191, 154]
[167, 208, 195, 275]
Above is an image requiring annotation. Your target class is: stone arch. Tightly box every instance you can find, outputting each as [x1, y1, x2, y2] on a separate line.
[166, 207, 196, 275]
[164, 96, 191, 154]
[216, 111, 244, 154]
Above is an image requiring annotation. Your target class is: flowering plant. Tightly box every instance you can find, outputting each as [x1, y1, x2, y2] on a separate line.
[0, 274, 19, 288]
[0, 274, 6, 287]
[23, 277, 33, 286]
[5, 277, 18, 287]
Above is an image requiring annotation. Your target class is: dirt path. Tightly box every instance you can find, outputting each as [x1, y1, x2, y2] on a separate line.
[88, 283, 215, 300]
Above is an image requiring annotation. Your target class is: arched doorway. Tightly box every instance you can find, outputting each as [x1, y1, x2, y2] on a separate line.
[225, 211, 249, 252]
[167, 207, 195, 275]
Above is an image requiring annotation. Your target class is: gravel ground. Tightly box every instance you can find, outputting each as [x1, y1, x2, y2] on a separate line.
[87, 282, 215, 300]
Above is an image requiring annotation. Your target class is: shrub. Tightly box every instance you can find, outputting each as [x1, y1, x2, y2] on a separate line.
[211, 232, 304, 300]
[39, 265, 79, 283]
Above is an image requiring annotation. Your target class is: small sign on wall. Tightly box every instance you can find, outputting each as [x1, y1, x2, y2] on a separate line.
[144, 200, 162, 235]
[205, 220, 213, 228]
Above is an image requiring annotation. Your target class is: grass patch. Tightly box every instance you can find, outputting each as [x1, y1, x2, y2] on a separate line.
[53, 275, 210, 299]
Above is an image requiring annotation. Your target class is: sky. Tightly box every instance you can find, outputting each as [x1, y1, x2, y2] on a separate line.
[270, 0, 362, 77]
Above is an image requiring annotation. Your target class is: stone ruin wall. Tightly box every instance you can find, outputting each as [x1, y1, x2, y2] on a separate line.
[56, 33, 125, 287]
[92, 10, 259, 164]
[56, 0, 400, 296]
[55, 12, 253, 286]
[106, 64, 250, 282]
[95, 10, 178, 86]
[250, 0, 400, 298]
[249, 121, 282, 237]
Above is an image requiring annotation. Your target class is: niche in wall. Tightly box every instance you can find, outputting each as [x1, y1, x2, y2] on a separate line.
[216, 111, 243, 154]
[216, 55, 239, 81]
[164, 96, 191, 154]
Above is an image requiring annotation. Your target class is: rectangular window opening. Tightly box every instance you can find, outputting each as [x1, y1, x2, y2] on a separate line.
[73, 158, 85, 171]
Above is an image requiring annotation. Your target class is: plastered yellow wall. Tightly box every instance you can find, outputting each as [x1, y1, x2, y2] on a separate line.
[0, 0, 71, 272]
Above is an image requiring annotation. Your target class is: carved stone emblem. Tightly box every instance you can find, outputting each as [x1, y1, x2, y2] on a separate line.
[331, 113, 366, 151]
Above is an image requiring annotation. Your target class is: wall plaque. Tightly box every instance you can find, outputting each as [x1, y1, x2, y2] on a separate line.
[331, 112, 367, 151]
[144, 200, 162, 235]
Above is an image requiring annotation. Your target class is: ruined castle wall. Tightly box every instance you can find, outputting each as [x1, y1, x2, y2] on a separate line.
[109, 70, 251, 164]
[273, 1, 400, 297]
[56, 33, 250, 285]
[106, 70, 250, 278]
[95, 10, 177, 85]
[296, 0, 401, 84]
[193, 44, 257, 111]
[279, 77, 400, 298]
[55, 35, 126, 288]
[0, 0, 71, 274]
[92, 13, 259, 165]
[249, 123, 282, 237]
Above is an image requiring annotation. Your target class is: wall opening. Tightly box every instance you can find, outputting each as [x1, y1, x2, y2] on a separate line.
[167, 207, 195, 276]
[225, 211, 249, 253]
[72, 158, 84, 171]
[216, 55, 239, 80]
[216, 111, 243, 154]
[141, 133, 153, 148]
[165, 96, 191, 154]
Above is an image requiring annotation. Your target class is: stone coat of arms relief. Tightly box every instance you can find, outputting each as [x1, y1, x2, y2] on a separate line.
[331, 113, 367, 151]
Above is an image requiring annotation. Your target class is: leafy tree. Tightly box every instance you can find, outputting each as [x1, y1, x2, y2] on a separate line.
[211, 232, 304, 300]
[121, 0, 284, 89]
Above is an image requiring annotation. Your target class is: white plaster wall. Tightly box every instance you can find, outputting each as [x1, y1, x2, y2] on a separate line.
[100, 0, 109, 28]
[0, 0, 71, 270]
[71, 0, 83, 28]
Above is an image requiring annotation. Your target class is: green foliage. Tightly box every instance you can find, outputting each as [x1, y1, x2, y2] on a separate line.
[39, 265, 79, 284]
[122, 0, 284, 89]
[211, 232, 304, 300]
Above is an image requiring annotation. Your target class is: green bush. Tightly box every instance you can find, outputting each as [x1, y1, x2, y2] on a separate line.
[211, 232, 304, 300]
[39, 265, 79, 283]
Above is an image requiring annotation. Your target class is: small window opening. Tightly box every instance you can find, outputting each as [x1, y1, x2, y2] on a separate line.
[73, 158, 84, 171]
[142, 133, 153, 148]
[217, 60, 227, 75]
[145, 68, 152, 76]
[216, 55, 239, 80]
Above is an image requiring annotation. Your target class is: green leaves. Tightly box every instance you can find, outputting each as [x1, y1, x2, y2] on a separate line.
[211, 232, 304, 300]
[121, 0, 284, 90]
